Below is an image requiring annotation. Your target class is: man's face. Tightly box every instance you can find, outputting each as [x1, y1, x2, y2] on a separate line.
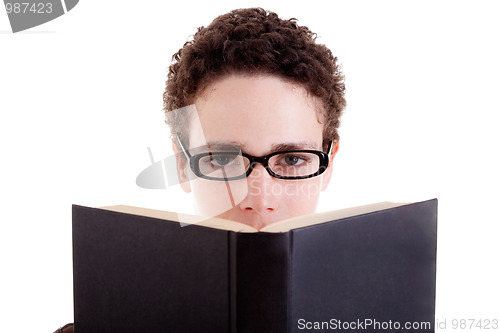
[176, 74, 337, 230]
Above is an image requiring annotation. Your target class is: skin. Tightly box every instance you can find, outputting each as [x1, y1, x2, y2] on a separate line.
[175, 74, 339, 230]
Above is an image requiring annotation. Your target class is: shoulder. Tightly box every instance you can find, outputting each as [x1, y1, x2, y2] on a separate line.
[53, 323, 73, 333]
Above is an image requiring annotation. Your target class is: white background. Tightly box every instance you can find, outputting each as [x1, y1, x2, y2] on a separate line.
[1, 1, 499, 331]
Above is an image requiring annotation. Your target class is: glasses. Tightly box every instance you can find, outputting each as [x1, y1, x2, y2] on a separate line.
[177, 135, 332, 181]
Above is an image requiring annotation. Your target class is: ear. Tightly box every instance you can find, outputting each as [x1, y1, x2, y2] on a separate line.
[172, 142, 192, 193]
[320, 141, 339, 191]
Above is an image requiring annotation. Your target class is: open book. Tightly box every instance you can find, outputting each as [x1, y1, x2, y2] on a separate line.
[101, 201, 409, 232]
[72, 199, 438, 332]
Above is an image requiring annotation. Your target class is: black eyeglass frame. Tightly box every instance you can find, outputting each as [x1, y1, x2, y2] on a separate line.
[177, 134, 333, 181]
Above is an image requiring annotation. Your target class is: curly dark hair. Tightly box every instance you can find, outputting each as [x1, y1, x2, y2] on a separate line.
[164, 7, 346, 153]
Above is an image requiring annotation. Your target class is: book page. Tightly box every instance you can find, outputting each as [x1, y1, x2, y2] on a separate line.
[260, 201, 409, 232]
[100, 205, 257, 232]
[100, 201, 411, 233]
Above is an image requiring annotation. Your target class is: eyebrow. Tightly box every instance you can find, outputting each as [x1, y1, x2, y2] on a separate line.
[190, 141, 243, 153]
[270, 142, 320, 152]
[196, 141, 320, 154]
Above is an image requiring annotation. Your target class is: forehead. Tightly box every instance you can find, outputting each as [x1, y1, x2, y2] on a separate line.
[189, 74, 324, 155]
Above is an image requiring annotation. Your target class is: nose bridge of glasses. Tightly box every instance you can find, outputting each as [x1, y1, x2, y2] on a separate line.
[246, 155, 271, 177]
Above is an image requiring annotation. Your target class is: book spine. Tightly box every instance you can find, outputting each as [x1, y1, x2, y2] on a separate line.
[230, 231, 291, 333]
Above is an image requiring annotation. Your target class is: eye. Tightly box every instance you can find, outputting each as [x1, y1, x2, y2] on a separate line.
[211, 155, 233, 166]
[201, 154, 240, 167]
[278, 154, 309, 166]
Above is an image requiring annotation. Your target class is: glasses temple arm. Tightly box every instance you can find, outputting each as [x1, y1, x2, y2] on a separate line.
[176, 133, 192, 159]
[326, 140, 334, 155]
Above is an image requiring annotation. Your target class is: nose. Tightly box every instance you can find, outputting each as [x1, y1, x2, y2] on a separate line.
[237, 163, 278, 214]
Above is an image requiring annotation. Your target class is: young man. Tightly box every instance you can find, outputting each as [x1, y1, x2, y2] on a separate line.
[164, 7, 346, 230]
[54, 7, 345, 332]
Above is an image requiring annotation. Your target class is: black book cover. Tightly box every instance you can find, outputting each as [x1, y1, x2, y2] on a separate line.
[72, 206, 230, 332]
[73, 199, 437, 332]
